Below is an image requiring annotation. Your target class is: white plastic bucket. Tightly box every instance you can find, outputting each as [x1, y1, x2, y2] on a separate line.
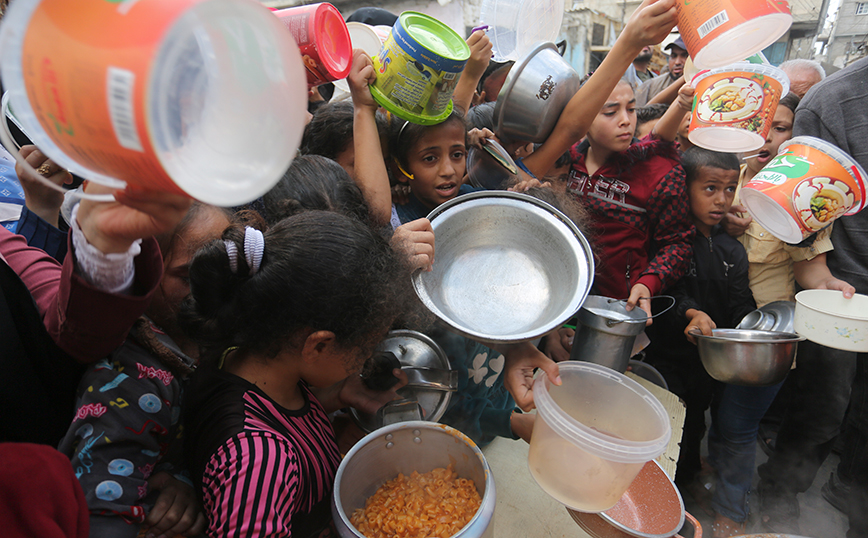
[528, 361, 671, 513]
[0, 0, 308, 206]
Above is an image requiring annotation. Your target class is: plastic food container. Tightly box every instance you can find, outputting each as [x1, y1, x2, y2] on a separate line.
[688, 62, 789, 153]
[675, 0, 792, 69]
[528, 362, 671, 513]
[741, 136, 868, 243]
[478, 0, 565, 62]
[370, 12, 470, 125]
[333, 23, 384, 97]
[0, 0, 307, 206]
[273, 3, 352, 88]
[795, 290, 868, 352]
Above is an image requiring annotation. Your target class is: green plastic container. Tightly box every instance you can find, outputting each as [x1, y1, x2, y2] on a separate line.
[370, 12, 470, 125]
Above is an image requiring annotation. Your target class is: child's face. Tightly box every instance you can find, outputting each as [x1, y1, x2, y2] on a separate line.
[747, 105, 794, 176]
[587, 84, 636, 157]
[405, 120, 467, 210]
[688, 166, 739, 234]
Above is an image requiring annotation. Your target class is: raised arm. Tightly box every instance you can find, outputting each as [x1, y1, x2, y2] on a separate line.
[452, 30, 493, 114]
[651, 83, 694, 142]
[522, 0, 677, 179]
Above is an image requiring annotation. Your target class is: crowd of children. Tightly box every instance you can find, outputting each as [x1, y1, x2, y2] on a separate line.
[1, 0, 865, 536]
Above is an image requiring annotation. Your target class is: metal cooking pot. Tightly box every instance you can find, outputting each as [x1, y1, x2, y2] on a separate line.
[689, 329, 805, 386]
[413, 191, 594, 344]
[737, 301, 795, 333]
[570, 296, 675, 372]
[494, 41, 581, 143]
[332, 421, 495, 538]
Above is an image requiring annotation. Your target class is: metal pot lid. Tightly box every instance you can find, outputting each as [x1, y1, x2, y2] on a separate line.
[580, 295, 649, 323]
[736, 301, 795, 333]
[467, 139, 518, 190]
[351, 330, 454, 433]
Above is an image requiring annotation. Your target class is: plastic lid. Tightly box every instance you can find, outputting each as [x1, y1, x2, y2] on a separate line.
[315, 3, 352, 79]
[532, 362, 671, 464]
[480, 0, 564, 61]
[739, 187, 804, 243]
[692, 12, 792, 69]
[689, 126, 764, 153]
[399, 12, 470, 61]
[333, 22, 383, 94]
[781, 136, 868, 214]
[690, 62, 790, 96]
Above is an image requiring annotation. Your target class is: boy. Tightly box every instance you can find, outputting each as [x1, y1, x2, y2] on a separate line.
[645, 147, 775, 537]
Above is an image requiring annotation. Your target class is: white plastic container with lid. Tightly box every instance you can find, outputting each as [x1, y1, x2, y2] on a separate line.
[0, 0, 307, 206]
[528, 361, 671, 513]
[478, 0, 565, 62]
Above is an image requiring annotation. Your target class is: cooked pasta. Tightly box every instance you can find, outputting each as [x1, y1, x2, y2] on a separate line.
[350, 465, 482, 538]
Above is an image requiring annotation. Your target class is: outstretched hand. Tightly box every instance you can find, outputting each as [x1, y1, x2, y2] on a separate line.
[498, 341, 561, 412]
[76, 182, 192, 254]
[391, 218, 435, 272]
[621, 0, 678, 50]
[348, 49, 378, 112]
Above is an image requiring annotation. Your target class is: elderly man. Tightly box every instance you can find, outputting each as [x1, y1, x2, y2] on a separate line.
[779, 59, 825, 98]
[635, 36, 688, 106]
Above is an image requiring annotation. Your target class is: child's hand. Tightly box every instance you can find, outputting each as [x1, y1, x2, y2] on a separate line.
[815, 277, 856, 299]
[625, 283, 653, 324]
[507, 172, 551, 193]
[348, 49, 378, 112]
[467, 127, 496, 149]
[542, 327, 574, 362]
[684, 309, 716, 344]
[464, 30, 493, 80]
[391, 218, 435, 272]
[77, 182, 192, 255]
[498, 341, 561, 412]
[675, 83, 695, 113]
[143, 472, 206, 538]
[510, 412, 535, 443]
[722, 204, 753, 237]
[15, 145, 73, 227]
[621, 0, 677, 50]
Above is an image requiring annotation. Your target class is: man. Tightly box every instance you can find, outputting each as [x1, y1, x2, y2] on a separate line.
[635, 36, 688, 106]
[757, 56, 868, 538]
[779, 59, 825, 98]
[625, 45, 657, 90]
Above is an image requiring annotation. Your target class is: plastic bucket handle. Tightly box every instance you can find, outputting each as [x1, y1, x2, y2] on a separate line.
[0, 93, 114, 202]
[603, 295, 676, 326]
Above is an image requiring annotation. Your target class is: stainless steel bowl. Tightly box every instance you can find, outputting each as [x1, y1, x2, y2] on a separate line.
[413, 191, 594, 344]
[332, 421, 496, 538]
[691, 329, 804, 386]
[494, 41, 580, 143]
[736, 301, 795, 333]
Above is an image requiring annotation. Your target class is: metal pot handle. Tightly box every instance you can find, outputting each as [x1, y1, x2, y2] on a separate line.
[675, 511, 702, 538]
[604, 295, 676, 326]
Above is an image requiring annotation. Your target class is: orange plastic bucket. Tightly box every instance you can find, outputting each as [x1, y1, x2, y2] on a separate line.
[741, 136, 868, 244]
[675, 0, 792, 69]
[0, 0, 308, 206]
[688, 63, 788, 153]
[273, 3, 352, 88]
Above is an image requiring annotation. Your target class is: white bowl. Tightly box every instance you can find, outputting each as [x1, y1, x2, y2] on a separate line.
[794, 289, 868, 352]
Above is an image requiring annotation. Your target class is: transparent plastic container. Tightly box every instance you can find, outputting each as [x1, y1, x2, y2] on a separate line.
[479, 0, 565, 62]
[528, 362, 671, 512]
[0, 0, 307, 206]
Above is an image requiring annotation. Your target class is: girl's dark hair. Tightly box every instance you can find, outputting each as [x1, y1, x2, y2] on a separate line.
[179, 211, 415, 363]
[155, 203, 232, 262]
[390, 109, 468, 169]
[301, 100, 389, 159]
[777, 92, 800, 115]
[262, 155, 371, 226]
[682, 147, 741, 185]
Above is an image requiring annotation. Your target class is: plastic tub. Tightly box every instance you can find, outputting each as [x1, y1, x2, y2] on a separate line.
[528, 362, 671, 513]
[741, 136, 868, 243]
[0, 0, 307, 206]
[273, 3, 352, 89]
[688, 62, 789, 153]
[479, 0, 565, 62]
[675, 0, 792, 69]
[795, 290, 868, 352]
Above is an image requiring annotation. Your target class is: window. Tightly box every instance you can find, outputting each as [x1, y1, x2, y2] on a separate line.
[857, 2, 868, 15]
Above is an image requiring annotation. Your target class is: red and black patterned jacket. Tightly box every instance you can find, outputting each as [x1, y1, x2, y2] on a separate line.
[567, 136, 694, 299]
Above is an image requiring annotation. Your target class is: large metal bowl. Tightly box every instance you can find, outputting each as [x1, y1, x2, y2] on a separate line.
[413, 191, 594, 344]
[332, 421, 495, 538]
[494, 41, 580, 143]
[691, 329, 804, 386]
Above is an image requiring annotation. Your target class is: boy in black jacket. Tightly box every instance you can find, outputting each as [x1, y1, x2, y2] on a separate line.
[646, 148, 781, 537]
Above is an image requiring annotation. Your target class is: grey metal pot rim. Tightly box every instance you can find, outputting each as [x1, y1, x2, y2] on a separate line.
[688, 328, 805, 343]
[493, 40, 559, 142]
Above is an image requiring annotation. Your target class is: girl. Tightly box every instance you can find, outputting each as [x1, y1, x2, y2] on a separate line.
[179, 211, 417, 537]
[727, 92, 834, 307]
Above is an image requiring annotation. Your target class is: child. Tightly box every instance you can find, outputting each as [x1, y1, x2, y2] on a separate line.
[726, 92, 834, 307]
[646, 147, 777, 538]
[179, 211, 417, 537]
[634, 103, 668, 138]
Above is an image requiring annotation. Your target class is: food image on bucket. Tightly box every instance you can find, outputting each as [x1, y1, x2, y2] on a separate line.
[741, 136, 868, 244]
[688, 63, 789, 153]
[0, 0, 308, 207]
[273, 3, 352, 88]
[675, 0, 792, 69]
[528, 362, 671, 513]
[371, 12, 470, 125]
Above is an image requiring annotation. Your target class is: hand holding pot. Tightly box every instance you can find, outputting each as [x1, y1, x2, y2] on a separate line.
[622, 0, 678, 51]
[391, 218, 435, 272]
[348, 49, 378, 112]
[723, 204, 752, 237]
[685, 308, 716, 344]
[498, 341, 561, 412]
[625, 283, 653, 325]
[543, 327, 574, 362]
